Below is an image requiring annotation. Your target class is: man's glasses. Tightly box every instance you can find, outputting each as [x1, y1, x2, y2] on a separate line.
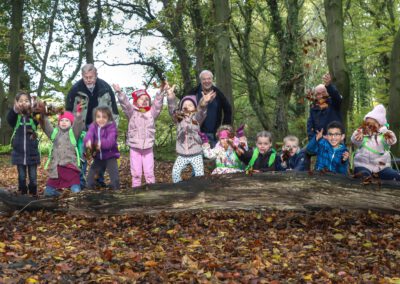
[327, 133, 342, 137]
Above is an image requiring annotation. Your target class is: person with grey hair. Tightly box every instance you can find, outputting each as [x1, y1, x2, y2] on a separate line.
[66, 63, 119, 127]
[187, 70, 232, 147]
[66, 63, 119, 188]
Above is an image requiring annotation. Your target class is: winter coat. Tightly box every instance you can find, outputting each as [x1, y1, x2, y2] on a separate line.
[7, 109, 40, 166]
[117, 91, 164, 150]
[66, 78, 119, 127]
[239, 148, 276, 172]
[203, 143, 244, 171]
[307, 84, 343, 140]
[168, 97, 207, 156]
[188, 84, 232, 135]
[43, 114, 84, 179]
[275, 149, 306, 171]
[306, 137, 348, 175]
[84, 121, 120, 160]
[351, 127, 397, 173]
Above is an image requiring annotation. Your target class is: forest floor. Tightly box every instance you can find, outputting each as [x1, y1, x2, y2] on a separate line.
[0, 154, 399, 283]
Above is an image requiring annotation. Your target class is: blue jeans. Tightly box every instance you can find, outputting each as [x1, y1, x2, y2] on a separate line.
[354, 166, 400, 181]
[17, 164, 37, 192]
[44, 184, 81, 197]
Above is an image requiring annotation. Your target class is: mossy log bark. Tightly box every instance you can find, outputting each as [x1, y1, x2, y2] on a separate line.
[1, 172, 400, 215]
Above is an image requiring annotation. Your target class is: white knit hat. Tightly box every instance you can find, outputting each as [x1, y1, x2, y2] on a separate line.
[364, 104, 387, 126]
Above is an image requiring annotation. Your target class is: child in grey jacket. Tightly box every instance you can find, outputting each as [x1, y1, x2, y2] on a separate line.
[167, 86, 215, 183]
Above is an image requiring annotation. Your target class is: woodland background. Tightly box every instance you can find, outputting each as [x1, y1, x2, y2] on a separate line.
[1, 0, 400, 154]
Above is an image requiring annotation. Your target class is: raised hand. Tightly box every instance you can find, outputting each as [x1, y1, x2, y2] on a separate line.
[316, 129, 324, 141]
[112, 83, 122, 93]
[165, 83, 176, 100]
[322, 73, 332, 86]
[198, 131, 209, 144]
[342, 151, 350, 161]
[202, 90, 216, 104]
[354, 128, 363, 141]
[236, 124, 245, 138]
[86, 140, 92, 149]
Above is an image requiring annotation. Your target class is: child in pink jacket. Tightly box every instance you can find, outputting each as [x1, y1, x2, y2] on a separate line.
[113, 83, 165, 187]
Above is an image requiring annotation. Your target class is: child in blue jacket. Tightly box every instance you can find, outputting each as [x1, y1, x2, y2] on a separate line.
[276, 135, 306, 171]
[306, 121, 349, 175]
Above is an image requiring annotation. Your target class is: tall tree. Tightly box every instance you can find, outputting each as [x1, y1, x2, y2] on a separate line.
[388, 25, 400, 156]
[267, 0, 304, 139]
[324, 0, 351, 131]
[231, 0, 272, 130]
[79, 0, 102, 64]
[213, 0, 233, 108]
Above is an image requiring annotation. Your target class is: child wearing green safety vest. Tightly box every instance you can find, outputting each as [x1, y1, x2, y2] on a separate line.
[7, 92, 40, 195]
[201, 125, 245, 175]
[351, 104, 400, 181]
[236, 130, 276, 173]
[43, 109, 84, 196]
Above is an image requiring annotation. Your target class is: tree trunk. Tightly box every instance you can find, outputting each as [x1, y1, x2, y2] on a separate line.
[37, 0, 59, 97]
[1, 172, 400, 215]
[267, 0, 303, 140]
[0, 79, 11, 145]
[213, 0, 234, 110]
[388, 25, 400, 156]
[324, 0, 351, 132]
[79, 0, 102, 64]
[188, 0, 214, 78]
[9, 0, 24, 97]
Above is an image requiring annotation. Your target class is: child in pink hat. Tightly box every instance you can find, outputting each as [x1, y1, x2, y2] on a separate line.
[351, 104, 400, 181]
[201, 125, 245, 175]
[43, 108, 85, 196]
[112, 83, 166, 188]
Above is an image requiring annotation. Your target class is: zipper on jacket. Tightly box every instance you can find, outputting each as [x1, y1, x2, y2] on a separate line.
[98, 127, 102, 160]
[23, 117, 27, 165]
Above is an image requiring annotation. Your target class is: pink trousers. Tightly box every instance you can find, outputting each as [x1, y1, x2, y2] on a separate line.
[130, 147, 155, 187]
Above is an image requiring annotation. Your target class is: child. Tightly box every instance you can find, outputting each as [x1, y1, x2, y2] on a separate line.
[351, 104, 400, 180]
[84, 106, 120, 189]
[112, 83, 164, 187]
[167, 88, 215, 183]
[7, 92, 40, 195]
[201, 125, 245, 175]
[275, 135, 306, 171]
[43, 109, 84, 196]
[306, 121, 349, 174]
[237, 130, 276, 173]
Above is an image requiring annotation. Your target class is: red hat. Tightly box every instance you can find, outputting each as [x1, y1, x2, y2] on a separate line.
[131, 89, 151, 104]
[58, 111, 75, 124]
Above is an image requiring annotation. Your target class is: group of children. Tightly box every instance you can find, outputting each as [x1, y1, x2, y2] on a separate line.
[7, 79, 400, 196]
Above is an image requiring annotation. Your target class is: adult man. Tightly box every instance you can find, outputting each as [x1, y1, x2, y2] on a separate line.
[66, 64, 119, 187]
[188, 70, 232, 146]
[66, 64, 119, 127]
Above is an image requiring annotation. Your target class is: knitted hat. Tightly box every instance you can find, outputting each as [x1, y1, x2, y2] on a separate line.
[179, 95, 197, 110]
[131, 89, 151, 104]
[218, 130, 230, 139]
[58, 111, 74, 124]
[364, 104, 387, 126]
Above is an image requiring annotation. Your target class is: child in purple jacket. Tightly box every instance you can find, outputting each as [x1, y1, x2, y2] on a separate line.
[84, 106, 120, 189]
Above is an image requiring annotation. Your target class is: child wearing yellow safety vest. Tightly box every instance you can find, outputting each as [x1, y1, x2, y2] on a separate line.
[43, 109, 84, 196]
[351, 104, 400, 181]
[237, 130, 276, 173]
[7, 92, 40, 195]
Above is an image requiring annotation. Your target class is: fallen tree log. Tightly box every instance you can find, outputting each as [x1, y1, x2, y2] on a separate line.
[1, 171, 400, 215]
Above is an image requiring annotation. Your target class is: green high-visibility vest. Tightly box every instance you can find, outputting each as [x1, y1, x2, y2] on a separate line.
[246, 148, 276, 171]
[45, 128, 80, 169]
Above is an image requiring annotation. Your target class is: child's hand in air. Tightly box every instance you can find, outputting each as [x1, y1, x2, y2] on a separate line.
[201, 90, 216, 104]
[342, 151, 350, 161]
[112, 84, 122, 94]
[354, 128, 363, 141]
[316, 129, 324, 141]
[165, 83, 176, 100]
